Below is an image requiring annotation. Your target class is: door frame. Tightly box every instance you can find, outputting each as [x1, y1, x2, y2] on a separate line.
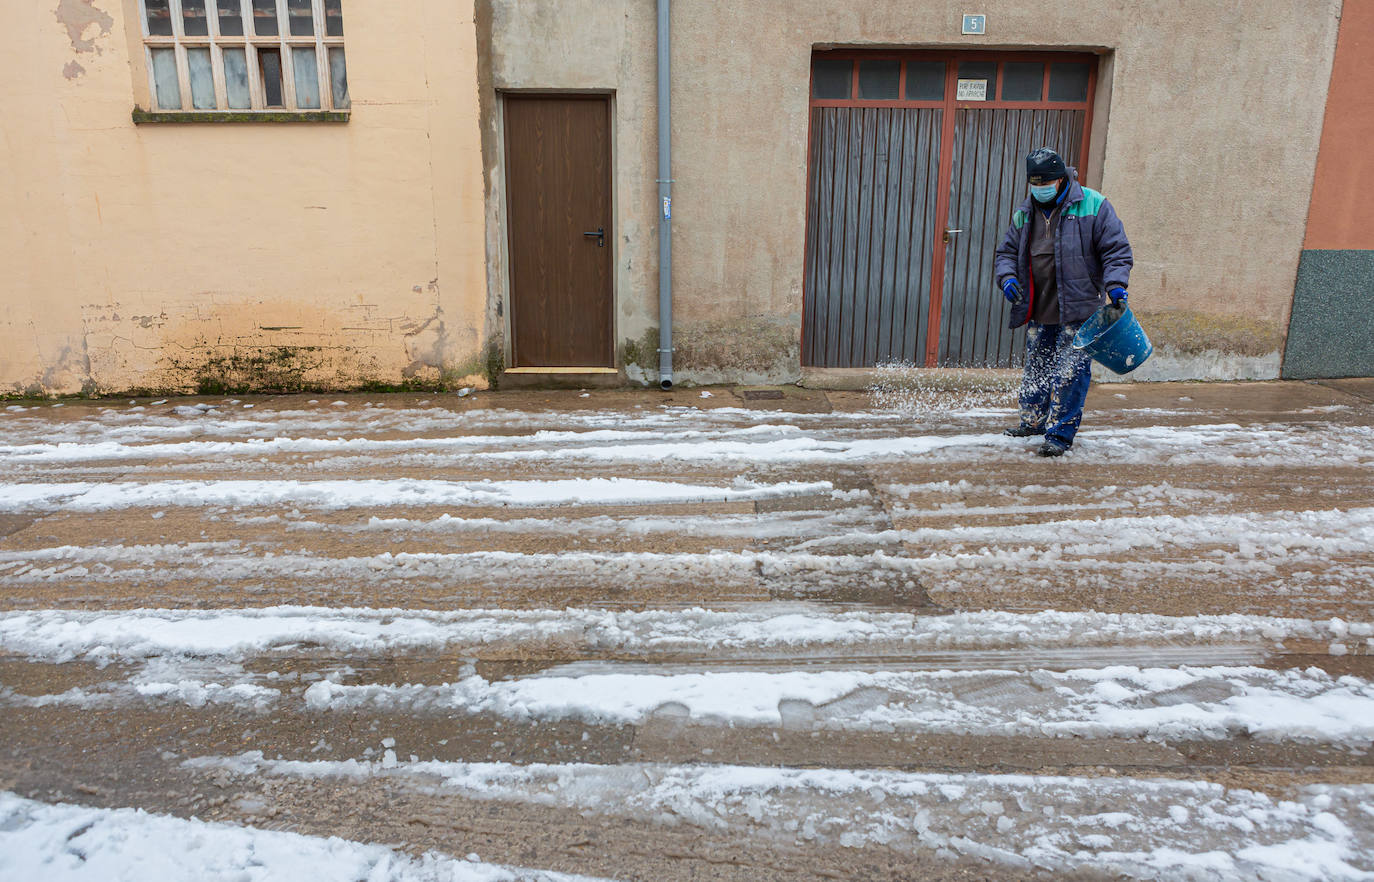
[802, 49, 1099, 367]
[498, 90, 618, 370]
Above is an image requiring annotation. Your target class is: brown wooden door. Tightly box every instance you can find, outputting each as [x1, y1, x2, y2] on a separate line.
[505, 95, 614, 368]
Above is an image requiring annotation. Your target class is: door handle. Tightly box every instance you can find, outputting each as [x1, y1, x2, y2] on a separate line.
[943, 228, 963, 243]
[582, 227, 606, 248]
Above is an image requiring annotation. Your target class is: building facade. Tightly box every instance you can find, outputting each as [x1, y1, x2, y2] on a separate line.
[2, 0, 490, 396]
[478, 0, 1358, 386]
[1286, 0, 1374, 380]
[2, 1, 1369, 395]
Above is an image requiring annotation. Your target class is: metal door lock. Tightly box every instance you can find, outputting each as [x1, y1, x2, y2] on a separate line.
[582, 227, 606, 247]
[943, 228, 964, 243]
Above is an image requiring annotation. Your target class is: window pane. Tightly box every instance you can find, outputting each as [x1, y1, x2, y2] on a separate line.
[292, 46, 320, 108]
[182, 0, 209, 36]
[217, 0, 244, 36]
[856, 60, 899, 100]
[1001, 62, 1043, 101]
[324, 0, 343, 36]
[145, 0, 173, 36]
[223, 47, 251, 108]
[328, 47, 349, 109]
[259, 48, 284, 106]
[956, 61, 996, 82]
[1049, 62, 1091, 102]
[287, 0, 313, 36]
[251, 0, 278, 36]
[187, 47, 216, 108]
[955, 61, 995, 101]
[905, 61, 944, 100]
[150, 48, 181, 109]
[812, 59, 852, 100]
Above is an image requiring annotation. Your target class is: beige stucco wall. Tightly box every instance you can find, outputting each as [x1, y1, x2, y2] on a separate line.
[476, 0, 660, 381]
[482, 0, 1341, 384]
[1, 0, 489, 395]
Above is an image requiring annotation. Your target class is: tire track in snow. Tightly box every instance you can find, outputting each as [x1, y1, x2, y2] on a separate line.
[10, 662, 1371, 748]
[181, 754, 1374, 881]
[0, 477, 834, 513]
[5, 606, 1355, 662]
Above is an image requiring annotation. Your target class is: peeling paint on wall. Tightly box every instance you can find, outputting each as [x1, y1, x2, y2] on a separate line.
[39, 339, 94, 396]
[55, 0, 113, 53]
[62, 60, 86, 79]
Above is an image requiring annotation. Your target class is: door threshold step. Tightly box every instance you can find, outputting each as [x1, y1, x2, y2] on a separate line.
[504, 367, 618, 375]
[799, 366, 1019, 391]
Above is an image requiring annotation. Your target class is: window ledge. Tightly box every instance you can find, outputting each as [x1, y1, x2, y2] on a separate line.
[132, 108, 350, 124]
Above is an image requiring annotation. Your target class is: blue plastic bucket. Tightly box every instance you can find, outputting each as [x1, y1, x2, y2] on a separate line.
[1072, 303, 1153, 374]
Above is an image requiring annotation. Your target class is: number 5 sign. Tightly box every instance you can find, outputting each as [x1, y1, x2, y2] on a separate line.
[962, 14, 987, 35]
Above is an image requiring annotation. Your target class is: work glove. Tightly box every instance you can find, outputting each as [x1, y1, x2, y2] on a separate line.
[1001, 277, 1025, 304]
[1107, 287, 1128, 307]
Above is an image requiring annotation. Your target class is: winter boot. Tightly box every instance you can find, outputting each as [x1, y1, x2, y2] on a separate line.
[1037, 438, 1070, 457]
[1002, 424, 1044, 438]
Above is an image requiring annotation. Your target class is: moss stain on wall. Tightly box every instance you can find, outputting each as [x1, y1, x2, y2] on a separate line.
[171, 346, 329, 395]
[619, 327, 660, 374]
[620, 319, 801, 385]
[674, 318, 800, 376]
[1134, 310, 1284, 358]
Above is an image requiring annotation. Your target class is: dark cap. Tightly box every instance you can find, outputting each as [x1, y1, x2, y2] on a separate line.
[1026, 147, 1068, 181]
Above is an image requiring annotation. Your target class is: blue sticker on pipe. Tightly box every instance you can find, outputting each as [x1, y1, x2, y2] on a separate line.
[663, 197, 672, 220]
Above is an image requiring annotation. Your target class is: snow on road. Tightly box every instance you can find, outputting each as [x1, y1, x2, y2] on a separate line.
[187, 754, 1374, 881]
[292, 664, 1374, 745]
[5, 607, 1374, 745]
[0, 793, 613, 882]
[1, 401, 1371, 472]
[3, 395, 1373, 879]
[0, 478, 835, 513]
[6, 630, 1372, 745]
[2, 606, 1360, 663]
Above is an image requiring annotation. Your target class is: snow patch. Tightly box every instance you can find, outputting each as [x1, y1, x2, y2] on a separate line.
[0, 792, 612, 882]
[186, 756, 1374, 881]
[0, 477, 832, 513]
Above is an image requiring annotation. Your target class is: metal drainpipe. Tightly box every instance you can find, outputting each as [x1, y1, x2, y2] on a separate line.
[656, 0, 674, 390]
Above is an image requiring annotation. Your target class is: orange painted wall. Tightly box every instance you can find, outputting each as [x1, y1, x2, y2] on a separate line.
[1304, 1, 1374, 249]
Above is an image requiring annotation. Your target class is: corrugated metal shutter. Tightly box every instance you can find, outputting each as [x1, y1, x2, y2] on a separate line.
[938, 108, 1086, 367]
[802, 52, 1097, 369]
[803, 107, 943, 367]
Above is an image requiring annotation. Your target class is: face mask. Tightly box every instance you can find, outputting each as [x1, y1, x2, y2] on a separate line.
[1030, 183, 1059, 202]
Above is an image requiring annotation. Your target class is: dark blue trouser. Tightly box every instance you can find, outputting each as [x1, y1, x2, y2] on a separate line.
[1018, 321, 1093, 446]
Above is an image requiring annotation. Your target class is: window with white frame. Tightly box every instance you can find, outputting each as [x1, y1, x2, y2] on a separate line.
[139, 0, 349, 113]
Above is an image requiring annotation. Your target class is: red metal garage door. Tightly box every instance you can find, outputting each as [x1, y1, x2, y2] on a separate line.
[803, 51, 1098, 368]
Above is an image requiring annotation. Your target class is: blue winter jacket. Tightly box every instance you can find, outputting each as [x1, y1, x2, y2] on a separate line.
[993, 171, 1133, 328]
